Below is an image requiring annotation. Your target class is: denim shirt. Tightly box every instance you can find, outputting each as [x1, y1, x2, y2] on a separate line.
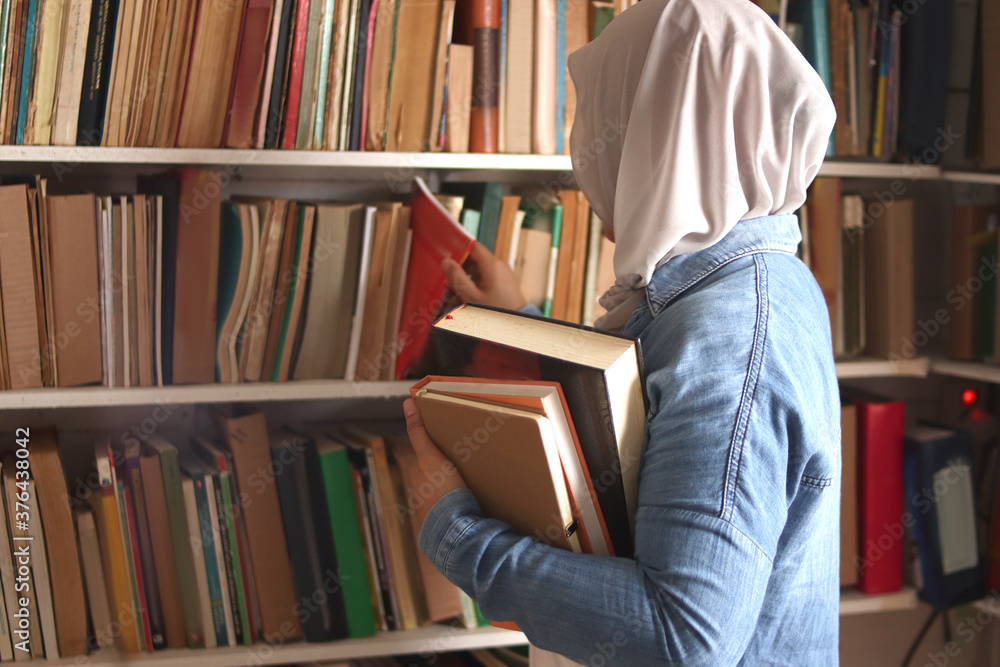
[419, 215, 841, 666]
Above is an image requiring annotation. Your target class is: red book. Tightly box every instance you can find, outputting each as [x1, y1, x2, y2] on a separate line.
[856, 398, 905, 595]
[225, 0, 275, 148]
[394, 177, 476, 379]
[466, 0, 500, 153]
[280, 0, 312, 150]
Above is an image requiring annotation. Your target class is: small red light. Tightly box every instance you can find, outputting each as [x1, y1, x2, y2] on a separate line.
[962, 389, 977, 406]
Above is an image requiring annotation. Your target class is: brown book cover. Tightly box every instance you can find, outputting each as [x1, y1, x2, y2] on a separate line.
[275, 204, 316, 382]
[840, 403, 859, 586]
[551, 191, 578, 321]
[356, 203, 404, 381]
[46, 195, 103, 387]
[828, 0, 852, 155]
[225, 0, 275, 148]
[0, 185, 42, 389]
[413, 391, 580, 552]
[381, 208, 413, 382]
[154, 0, 198, 146]
[567, 192, 591, 323]
[503, 0, 532, 154]
[238, 198, 288, 382]
[389, 436, 465, 622]
[806, 178, 843, 351]
[171, 170, 221, 384]
[493, 195, 522, 268]
[427, 0, 456, 151]
[863, 198, 914, 360]
[138, 452, 187, 648]
[29, 429, 88, 657]
[136, 0, 175, 145]
[385, 0, 443, 151]
[261, 202, 299, 381]
[175, 0, 246, 147]
[214, 409, 303, 641]
[563, 0, 588, 153]
[363, 0, 396, 150]
[443, 44, 473, 153]
[949, 206, 997, 360]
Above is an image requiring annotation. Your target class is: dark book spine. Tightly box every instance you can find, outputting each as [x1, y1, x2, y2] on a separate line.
[347, 0, 372, 151]
[135, 176, 179, 385]
[263, 0, 297, 149]
[211, 477, 244, 645]
[126, 458, 167, 649]
[76, 0, 118, 144]
[190, 474, 228, 645]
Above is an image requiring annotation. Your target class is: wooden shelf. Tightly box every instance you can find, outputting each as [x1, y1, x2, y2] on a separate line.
[835, 357, 930, 379]
[839, 587, 920, 616]
[0, 380, 410, 409]
[42, 626, 527, 667]
[817, 161, 941, 180]
[930, 359, 1000, 384]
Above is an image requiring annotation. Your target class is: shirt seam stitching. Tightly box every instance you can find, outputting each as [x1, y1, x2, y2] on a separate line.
[721, 253, 769, 523]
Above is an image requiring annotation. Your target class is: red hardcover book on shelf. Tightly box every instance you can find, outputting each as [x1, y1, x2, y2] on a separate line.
[394, 178, 476, 380]
[280, 0, 311, 150]
[856, 397, 905, 595]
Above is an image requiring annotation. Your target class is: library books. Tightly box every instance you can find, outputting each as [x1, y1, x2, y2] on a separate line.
[0, 0, 637, 154]
[429, 302, 646, 558]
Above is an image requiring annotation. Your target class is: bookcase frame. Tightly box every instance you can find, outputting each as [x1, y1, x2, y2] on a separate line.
[1, 146, 997, 664]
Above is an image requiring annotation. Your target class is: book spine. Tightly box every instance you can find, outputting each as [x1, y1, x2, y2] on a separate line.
[320, 448, 376, 638]
[263, 0, 296, 149]
[158, 450, 204, 648]
[191, 476, 228, 646]
[126, 461, 166, 649]
[348, 0, 371, 150]
[311, 0, 336, 148]
[211, 474, 244, 645]
[469, 0, 499, 153]
[554, 0, 564, 155]
[542, 205, 562, 317]
[14, 0, 38, 144]
[218, 471, 253, 644]
[118, 483, 153, 651]
[280, 0, 310, 149]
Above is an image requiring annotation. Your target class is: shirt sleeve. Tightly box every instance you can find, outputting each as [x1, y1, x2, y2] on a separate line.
[520, 303, 544, 317]
[418, 421, 778, 667]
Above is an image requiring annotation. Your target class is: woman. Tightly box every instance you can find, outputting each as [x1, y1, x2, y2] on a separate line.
[403, 0, 840, 663]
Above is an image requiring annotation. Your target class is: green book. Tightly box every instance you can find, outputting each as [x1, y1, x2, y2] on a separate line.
[443, 182, 504, 252]
[146, 436, 205, 648]
[316, 435, 377, 638]
[591, 1, 615, 39]
[312, 0, 337, 147]
[116, 480, 148, 650]
[193, 438, 253, 645]
[542, 205, 562, 317]
[461, 209, 481, 239]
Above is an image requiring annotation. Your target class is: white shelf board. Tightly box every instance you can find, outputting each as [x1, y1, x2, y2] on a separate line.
[942, 170, 1000, 186]
[0, 380, 411, 409]
[835, 357, 930, 379]
[42, 626, 527, 667]
[930, 359, 1000, 384]
[4, 147, 998, 183]
[0, 146, 572, 171]
[839, 587, 920, 616]
[817, 161, 941, 180]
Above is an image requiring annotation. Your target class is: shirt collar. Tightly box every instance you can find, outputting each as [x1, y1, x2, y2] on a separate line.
[643, 214, 802, 311]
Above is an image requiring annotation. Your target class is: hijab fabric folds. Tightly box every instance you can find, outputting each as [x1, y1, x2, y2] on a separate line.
[568, 0, 836, 330]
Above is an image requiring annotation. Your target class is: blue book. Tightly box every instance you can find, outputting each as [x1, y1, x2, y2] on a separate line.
[15, 0, 39, 144]
[903, 425, 983, 610]
[555, 0, 566, 154]
[786, 0, 832, 155]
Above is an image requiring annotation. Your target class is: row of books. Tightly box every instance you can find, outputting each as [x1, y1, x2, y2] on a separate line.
[783, 0, 999, 169]
[2, 0, 632, 151]
[798, 176, 915, 360]
[839, 395, 985, 610]
[0, 413, 499, 659]
[0, 170, 617, 391]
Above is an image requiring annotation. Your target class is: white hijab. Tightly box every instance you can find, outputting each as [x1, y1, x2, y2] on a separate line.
[568, 0, 836, 331]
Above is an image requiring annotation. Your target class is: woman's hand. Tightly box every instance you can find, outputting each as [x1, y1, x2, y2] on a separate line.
[403, 398, 468, 530]
[443, 241, 528, 311]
